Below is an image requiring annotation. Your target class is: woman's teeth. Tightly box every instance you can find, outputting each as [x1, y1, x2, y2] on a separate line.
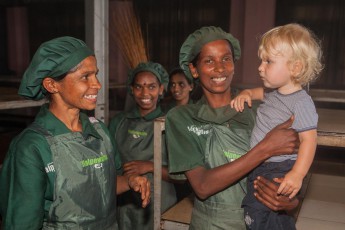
[141, 98, 151, 103]
[85, 94, 97, 99]
[212, 77, 226, 82]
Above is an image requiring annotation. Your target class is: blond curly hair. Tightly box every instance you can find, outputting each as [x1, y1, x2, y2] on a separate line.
[258, 23, 324, 86]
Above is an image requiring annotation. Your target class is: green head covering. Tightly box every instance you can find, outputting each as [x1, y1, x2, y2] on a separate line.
[127, 61, 169, 93]
[18, 36, 94, 100]
[179, 26, 241, 81]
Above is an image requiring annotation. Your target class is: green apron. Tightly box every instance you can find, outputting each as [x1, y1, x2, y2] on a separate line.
[115, 111, 176, 230]
[31, 120, 118, 230]
[190, 105, 252, 230]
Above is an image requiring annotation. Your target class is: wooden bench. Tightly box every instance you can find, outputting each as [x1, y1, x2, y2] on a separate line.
[0, 86, 46, 110]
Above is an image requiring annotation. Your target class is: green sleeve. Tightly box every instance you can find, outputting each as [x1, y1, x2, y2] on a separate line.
[97, 120, 122, 171]
[165, 106, 205, 176]
[108, 112, 126, 137]
[108, 112, 126, 173]
[0, 130, 47, 230]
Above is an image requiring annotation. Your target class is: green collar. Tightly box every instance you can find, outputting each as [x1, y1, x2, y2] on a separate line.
[194, 104, 252, 126]
[35, 104, 102, 139]
[126, 105, 165, 121]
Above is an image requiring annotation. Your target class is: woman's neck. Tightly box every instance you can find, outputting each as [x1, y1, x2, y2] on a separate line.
[176, 97, 189, 106]
[139, 106, 156, 117]
[204, 90, 232, 108]
[49, 102, 82, 132]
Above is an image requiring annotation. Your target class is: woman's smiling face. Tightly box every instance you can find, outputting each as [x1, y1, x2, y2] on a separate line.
[169, 73, 193, 103]
[190, 39, 235, 97]
[54, 56, 101, 111]
[131, 71, 164, 116]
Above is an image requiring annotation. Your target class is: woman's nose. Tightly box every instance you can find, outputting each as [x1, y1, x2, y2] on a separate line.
[214, 61, 225, 72]
[91, 76, 102, 89]
[141, 87, 149, 95]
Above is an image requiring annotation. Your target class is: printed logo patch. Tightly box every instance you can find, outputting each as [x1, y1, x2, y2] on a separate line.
[223, 151, 242, 162]
[45, 162, 55, 173]
[244, 212, 254, 227]
[128, 129, 147, 138]
[187, 125, 209, 136]
[81, 153, 108, 168]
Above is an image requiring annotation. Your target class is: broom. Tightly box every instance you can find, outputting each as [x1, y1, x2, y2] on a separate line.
[110, 0, 148, 69]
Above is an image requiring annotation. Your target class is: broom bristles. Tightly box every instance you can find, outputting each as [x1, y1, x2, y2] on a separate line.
[111, 0, 148, 69]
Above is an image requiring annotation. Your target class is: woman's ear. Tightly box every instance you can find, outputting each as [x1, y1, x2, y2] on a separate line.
[42, 77, 58, 94]
[188, 63, 199, 79]
[159, 84, 164, 96]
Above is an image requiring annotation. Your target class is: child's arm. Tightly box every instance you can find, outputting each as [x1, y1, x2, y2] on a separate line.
[230, 87, 264, 112]
[277, 129, 317, 199]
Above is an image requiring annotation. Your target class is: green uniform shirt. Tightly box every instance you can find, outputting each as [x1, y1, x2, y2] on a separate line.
[161, 98, 194, 113]
[109, 106, 165, 162]
[0, 104, 121, 230]
[165, 100, 257, 229]
[109, 106, 176, 230]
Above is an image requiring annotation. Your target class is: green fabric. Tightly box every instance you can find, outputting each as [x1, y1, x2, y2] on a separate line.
[18, 36, 94, 100]
[179, 26, 241, 81]
[127, 61, 169, 92]
[109, 106, 176, 230]
[0, 105, 121, 230]
[161, 98, 194, 114]
[166, 103, 255, 174]
[191, 199, 246, 230]
[42, 121, 117, 229]
[165, 101, 256, 229]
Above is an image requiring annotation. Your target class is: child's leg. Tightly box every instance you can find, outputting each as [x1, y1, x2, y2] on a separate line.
[242, 163, 271, 230]
[243, 160, 296, 230]
[244, 206, 296, 230]
[243, 206, 269, 230]
[265, 211, 296, 230]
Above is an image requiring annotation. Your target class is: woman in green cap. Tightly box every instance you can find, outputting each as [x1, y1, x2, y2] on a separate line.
[0, 36, 150, 230]
[161, 67, 195, 113]
[108, 62, 177, 230]
[165, 26, 299, 229]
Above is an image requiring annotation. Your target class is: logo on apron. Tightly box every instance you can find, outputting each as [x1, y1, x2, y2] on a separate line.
[45, 162, 55, 173]
[80, 153, 108, 169]
[128, 129, 147, 139]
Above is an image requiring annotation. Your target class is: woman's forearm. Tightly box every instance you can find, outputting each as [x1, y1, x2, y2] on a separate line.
[186, 117, 297, 199]
[116, 175, 130, 195]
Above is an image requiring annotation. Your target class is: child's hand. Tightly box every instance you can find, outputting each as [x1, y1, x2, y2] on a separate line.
[277, 170, 303, 199]
[230, 93, 252, 112]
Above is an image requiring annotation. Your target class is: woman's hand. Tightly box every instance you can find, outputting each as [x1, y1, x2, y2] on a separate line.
[123, 160, 153, 176]
[254, 176, 299, 212]
[127, 174, 151, 208]
[259, 116, 299, 157]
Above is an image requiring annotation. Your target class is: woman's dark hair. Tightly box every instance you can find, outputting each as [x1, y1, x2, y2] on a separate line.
[169, 67, 192, 85]
[52, 62, 80, 82]
[44, 63, 80, 99]
[52, 73, 68, 82]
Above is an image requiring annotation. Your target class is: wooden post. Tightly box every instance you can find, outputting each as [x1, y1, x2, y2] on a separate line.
[153, 117, 165, 230]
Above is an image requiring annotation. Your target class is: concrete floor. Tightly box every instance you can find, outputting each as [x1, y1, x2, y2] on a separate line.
[296, 146, 345, 229]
